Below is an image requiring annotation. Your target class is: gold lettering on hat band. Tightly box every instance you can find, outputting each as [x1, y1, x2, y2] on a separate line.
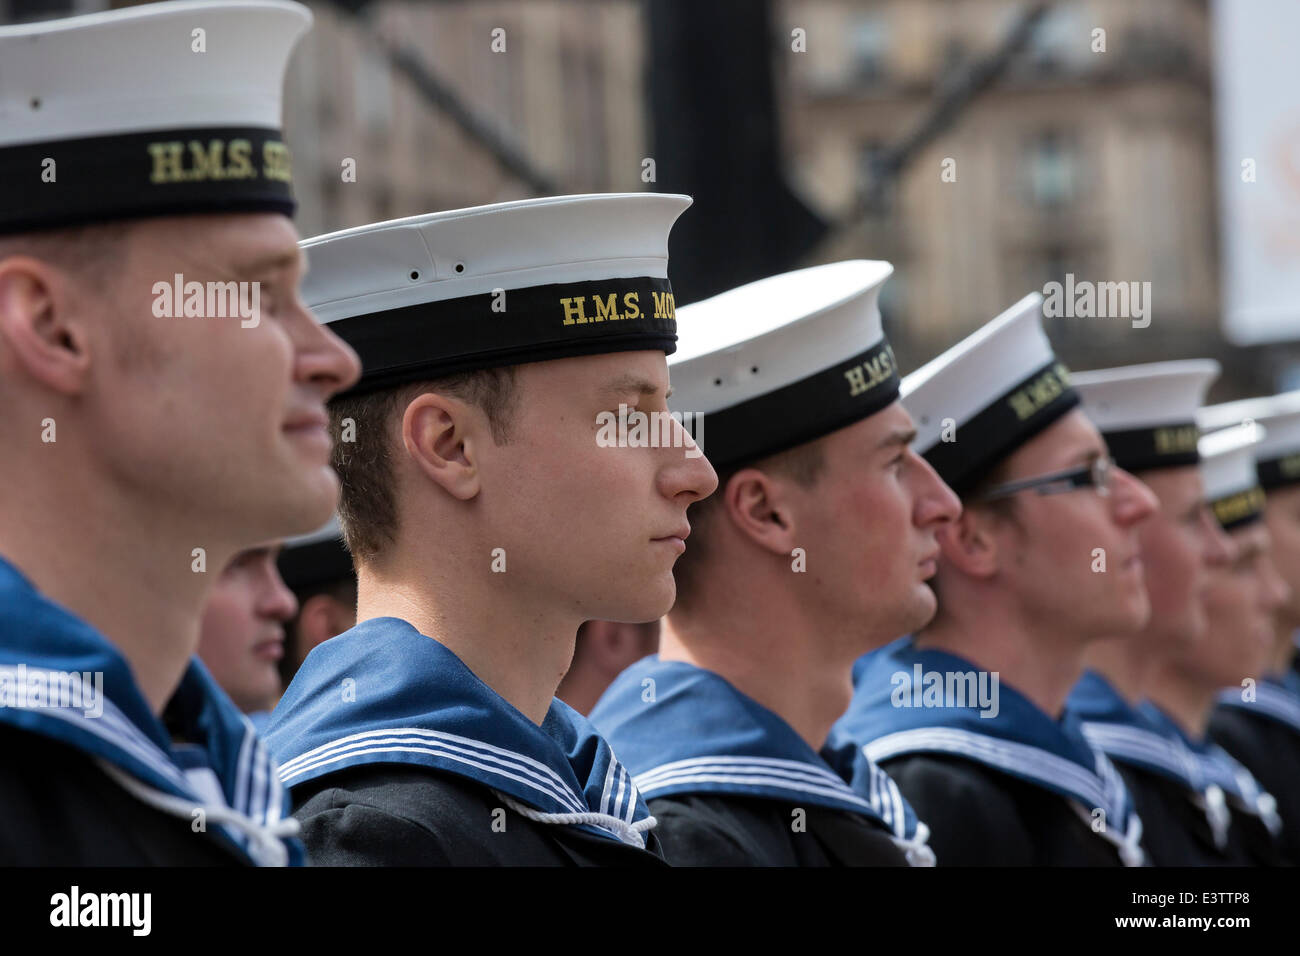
[1279, 454, 1300, 479]
[1212, 486, 1266, 526]
[1007, 362, 1071, 421]
[560, 290, 662, 326]
[148, 138, 291, 185]
[844, 343, 897, 398]
[1153, 424, 1199, 457]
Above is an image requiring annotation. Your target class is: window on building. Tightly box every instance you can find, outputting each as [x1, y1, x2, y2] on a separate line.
[848, 14, 890, 85]
[354, 45, 393, 136]
[1027, 1, 1089, 74]
[858, 139, 896, 216]
[1027, 130, 1077, 208]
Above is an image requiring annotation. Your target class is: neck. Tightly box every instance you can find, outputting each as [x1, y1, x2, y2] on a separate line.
[660, 576, 855, 751]
[1084, 633, 1159, 706]
[1144, 665, 1215, 739]
[555, 666, 606, 719]
[356, 538, 578, 726]
[1271, 622, 1298, 676]
[0, 452, 230, 715]
[915, 592, 1091, 719]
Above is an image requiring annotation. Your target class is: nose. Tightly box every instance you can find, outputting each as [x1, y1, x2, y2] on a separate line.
[291, 298, 362, 400]
[1111, 467, 1158, 527]
[909, 448, 961, 529]
[657, 414, 718, 506]
[255, 556, 300, 623]
[1260, 554, 1291, 614]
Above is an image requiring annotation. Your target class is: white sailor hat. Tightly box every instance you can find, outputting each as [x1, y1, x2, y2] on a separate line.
[665, 260, 896, 468]
[1198, 391, 1300, 492]
[302, 193, 690, 396]
[1071, 360, 1221, 473]
[277, 516, 352, 593]
[0, 0, 311, 234]
[901, 293, 1078, 495]
[1199, 426, 1267, 531]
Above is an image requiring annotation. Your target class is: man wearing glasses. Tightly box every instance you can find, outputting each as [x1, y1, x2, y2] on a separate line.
[829, 294, 1157, 865]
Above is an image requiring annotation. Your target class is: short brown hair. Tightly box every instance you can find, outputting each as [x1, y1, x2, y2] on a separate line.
[671, 440, 825, 611]
[0, 221, 133, 289]
[329, 367, 518, 562]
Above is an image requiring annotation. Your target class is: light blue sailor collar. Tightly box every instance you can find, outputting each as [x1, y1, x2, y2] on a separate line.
[264, 617, 653, 848]
[0, 553, 301, 866]
[833, 640, 1146, 866]
[1215, 672, 1300, 736]
[1070, 672, 1264, 849]
[589, 656, 934, 865]
[1139, 701, 1282, 838]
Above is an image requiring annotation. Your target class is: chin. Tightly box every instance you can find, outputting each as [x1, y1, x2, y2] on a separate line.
[604, 578, 674, 624]
[279, 468, 340, 532]
[904, 588, 939, 633]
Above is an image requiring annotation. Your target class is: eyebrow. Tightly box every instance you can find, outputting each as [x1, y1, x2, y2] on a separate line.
[875, 426, 918, 451]
[1065, 446, 1105, 468]
[600, 374, 666, 400]
[230, 249, 303, 280]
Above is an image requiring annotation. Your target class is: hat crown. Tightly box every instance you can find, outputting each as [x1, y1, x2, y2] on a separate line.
[668, 259, 893, 416]
[1199, 391, 1300, 462]
[902, 293, 1056, 446]
[302, 193, 691, 323]
[1200, 425, 1264, 500]
[1072, 360, 1220, 431]
[0, 0, 311, 147]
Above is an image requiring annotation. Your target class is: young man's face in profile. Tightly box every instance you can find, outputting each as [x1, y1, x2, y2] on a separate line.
[1187, 524, 1289, 689]
[198, 546, 298, 713]
[472, 349, 718, 624]
[88, 213, 360, 545]
[957, 409, 1157, 637]
[1129, 466, 1231, 650]
[779, 401, 960, 651]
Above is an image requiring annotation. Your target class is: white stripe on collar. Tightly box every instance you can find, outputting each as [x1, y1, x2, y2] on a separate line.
[1080, 722, 1199, 780]
[863, 727, 1116, 813]
[276, 727, 591, 814]
[0, 665, 283, 858]
[1219, 684, 1300, 734]
[634, 755, 873, 810]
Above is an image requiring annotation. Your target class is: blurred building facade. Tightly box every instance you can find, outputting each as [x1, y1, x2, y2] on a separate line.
[281, 0, 648, 239]
[776, 0, 1244, 384]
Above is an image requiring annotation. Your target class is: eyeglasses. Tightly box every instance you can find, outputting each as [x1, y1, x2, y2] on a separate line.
[978, 456, 1114, 502]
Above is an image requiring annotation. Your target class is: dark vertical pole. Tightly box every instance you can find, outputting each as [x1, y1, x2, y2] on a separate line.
[646, 0, 827, 304]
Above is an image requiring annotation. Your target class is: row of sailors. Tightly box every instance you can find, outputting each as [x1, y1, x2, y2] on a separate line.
[238, 277, 1300, 868]
[2, 0, 1297, 867]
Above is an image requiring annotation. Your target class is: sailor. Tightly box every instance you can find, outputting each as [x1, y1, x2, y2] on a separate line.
[276, 517, 357, 688]
[265, 194, 718, 865]
[197, 544, 299, 728]
[1138, 419, 1290, 865]
[830, 294, 1154, 866]
[556, 619, 660, 717]
[590, 260, 958, 866]
[1200, 392, 1300, 864]
[0, 0, 360, 865]
[1065, 361, 1240, 864]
